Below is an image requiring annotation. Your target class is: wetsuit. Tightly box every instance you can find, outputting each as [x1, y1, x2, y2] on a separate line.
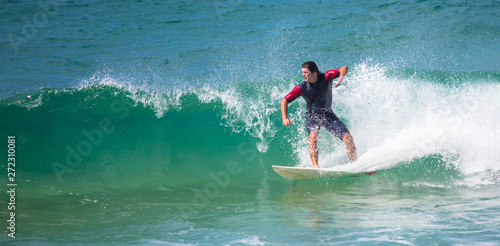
[284, 68, 350, 140]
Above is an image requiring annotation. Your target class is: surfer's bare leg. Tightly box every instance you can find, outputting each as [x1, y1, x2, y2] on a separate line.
[342, 133, 377, 176]
[343, 133, 357, 163]
[309, 131, 319, 168]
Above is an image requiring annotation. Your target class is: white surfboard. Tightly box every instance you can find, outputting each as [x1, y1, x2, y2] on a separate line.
[272, 165, 360, 180]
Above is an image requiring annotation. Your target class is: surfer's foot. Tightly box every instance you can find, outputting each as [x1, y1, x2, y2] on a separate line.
[352, 172, 378, 177]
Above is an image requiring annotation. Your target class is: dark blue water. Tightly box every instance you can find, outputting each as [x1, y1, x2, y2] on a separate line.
[1, 0, 499, 244]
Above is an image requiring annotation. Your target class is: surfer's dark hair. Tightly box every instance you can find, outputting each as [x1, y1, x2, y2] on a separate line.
[302, 61, 319, 74]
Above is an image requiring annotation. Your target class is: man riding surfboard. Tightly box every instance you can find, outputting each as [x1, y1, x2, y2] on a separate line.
[281, 61, 357, 168]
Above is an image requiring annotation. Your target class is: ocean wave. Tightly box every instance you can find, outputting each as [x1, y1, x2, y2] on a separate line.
[1, 63, 499, 188]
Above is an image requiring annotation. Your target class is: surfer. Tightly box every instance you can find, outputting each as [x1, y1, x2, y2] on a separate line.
[281, 61, 357, 168]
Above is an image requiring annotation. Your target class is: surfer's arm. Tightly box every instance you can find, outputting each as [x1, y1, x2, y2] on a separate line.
[335, 66, 348, 87]
[281, 98, 292, 127]
[281, 85, 302, 127]
[326, 66, 349, 87]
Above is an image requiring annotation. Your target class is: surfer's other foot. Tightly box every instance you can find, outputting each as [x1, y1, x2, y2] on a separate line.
[364, 171, 378, 176]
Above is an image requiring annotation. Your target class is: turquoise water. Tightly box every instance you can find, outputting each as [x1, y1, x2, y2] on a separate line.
[1, 0, 500, 245]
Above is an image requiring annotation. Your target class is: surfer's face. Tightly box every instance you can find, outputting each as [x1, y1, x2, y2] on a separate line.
[302, 68, 318, 83]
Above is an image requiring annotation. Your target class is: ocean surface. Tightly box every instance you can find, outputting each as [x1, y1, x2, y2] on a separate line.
[1, 0, 500, 245]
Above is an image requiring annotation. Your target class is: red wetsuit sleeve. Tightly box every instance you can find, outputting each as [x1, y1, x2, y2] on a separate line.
[284, 85, 302, 103]
[325, 68, 341, 82]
